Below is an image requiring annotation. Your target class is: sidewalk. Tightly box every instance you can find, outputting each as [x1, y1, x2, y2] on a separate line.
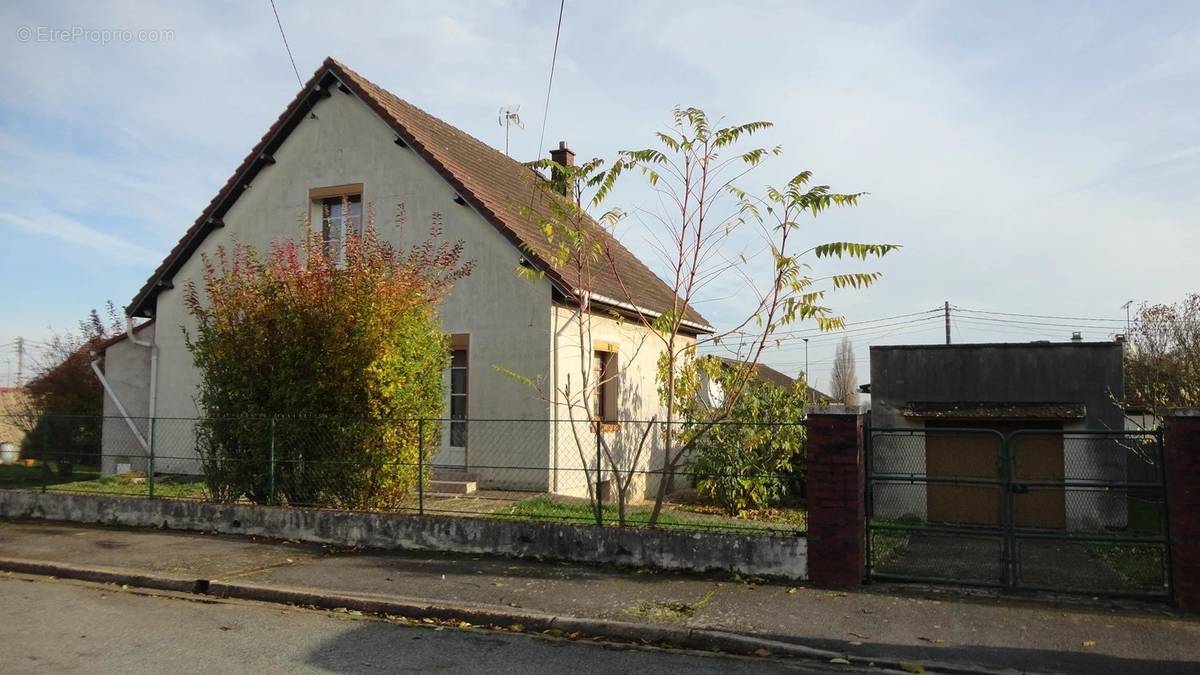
[1, 519, 1197, 674]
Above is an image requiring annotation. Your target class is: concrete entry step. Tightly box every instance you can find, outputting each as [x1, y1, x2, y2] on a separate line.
[427, 479, 477, 496]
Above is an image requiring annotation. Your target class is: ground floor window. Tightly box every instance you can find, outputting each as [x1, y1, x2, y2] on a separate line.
[450, 345, 468, 447]
[592, 347, 618, 423]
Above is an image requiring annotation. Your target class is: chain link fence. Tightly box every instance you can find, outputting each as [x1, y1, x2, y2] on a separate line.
[0, 414, 808, 535]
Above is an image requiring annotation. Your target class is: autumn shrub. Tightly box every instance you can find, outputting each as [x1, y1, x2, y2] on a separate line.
[184, 209, 471, 509]
[20, 305, 124, 469]
[688, 368, 808, 516]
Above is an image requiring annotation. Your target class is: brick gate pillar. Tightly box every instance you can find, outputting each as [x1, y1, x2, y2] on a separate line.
[805, 407, 866, 588]
[1165, 409, 1200, 611]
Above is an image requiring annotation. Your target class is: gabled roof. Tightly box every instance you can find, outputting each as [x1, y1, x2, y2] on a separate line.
[709, 356, 829, 401]
[128, 58, 709, 331]
[94, 319, 155, 353]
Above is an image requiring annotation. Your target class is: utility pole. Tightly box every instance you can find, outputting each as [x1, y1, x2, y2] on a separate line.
[15, 337, 24, 387]
[1122, 300, 1134, 337]
[944, 301, 951, 345]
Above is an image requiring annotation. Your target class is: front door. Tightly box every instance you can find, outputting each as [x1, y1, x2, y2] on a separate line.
[434, 344, 468, 468]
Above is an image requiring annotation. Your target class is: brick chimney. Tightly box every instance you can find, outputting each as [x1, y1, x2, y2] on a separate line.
[548, 140, 575, 196]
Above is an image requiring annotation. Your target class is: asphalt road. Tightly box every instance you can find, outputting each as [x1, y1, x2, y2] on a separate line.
[0, 575, 860, 674]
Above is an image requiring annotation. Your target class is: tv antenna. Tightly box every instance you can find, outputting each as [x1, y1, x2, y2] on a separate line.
[498, 105, 525, 156]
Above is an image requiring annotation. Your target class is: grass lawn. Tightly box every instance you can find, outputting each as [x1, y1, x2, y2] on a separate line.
[499, 494, 805, 533]
[46, 474, 209, 499]
[0, 464, 207, 499]
[0, 463, 101, 489]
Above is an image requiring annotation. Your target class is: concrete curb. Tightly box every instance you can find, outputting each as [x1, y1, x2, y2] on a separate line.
[0, 557, 1011, 675]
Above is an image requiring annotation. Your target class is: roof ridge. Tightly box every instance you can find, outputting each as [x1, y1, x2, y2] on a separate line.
[330, 58, 553, 188]
[129, 58, 708, 329]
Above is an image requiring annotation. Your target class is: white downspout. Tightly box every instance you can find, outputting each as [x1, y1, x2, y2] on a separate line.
[91, 356, 149, 452]
[127, 317, 158, 471]
[551, 305, 559, 494]
[126, 317, 158, 423]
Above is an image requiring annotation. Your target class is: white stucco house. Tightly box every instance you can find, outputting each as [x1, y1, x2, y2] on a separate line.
[98, 58, 710, 499]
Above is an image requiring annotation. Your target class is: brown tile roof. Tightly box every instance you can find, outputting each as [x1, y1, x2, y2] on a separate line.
[128, 58, 708, 330]
[94, 319, 155, 353]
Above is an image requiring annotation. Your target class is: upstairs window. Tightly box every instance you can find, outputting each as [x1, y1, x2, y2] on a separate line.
[309, 184, 363, 260]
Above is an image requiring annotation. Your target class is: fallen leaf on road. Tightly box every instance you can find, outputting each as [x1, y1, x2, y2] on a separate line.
[787, 587, 798, 594]
[754, 649, 771, 657]
[829, 657, 851, 665]
[493, 582, 505, 587]
[1082, 640, 1096, 647]
[899, 661, 926, 673]
[509, 624, 525, 631]
[917, 636, 944, 644]
[849, 641, 863, 646]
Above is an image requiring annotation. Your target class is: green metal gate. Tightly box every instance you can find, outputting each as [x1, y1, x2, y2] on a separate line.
[865, 426, 1171, 599]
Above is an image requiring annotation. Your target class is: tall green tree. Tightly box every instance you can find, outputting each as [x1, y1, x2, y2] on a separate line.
[525, 106, 897, 525]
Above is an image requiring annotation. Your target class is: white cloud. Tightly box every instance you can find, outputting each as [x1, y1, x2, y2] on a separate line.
[0, 210, 158, 264]
[0, 0, 1197, 391]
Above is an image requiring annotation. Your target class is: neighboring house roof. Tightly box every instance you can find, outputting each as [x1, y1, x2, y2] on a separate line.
[94, 319, 155, 353]
[127, 57, 709, 332]
[710, 356, 829, 401]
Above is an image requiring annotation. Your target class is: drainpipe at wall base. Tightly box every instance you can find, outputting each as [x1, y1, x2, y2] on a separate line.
[90, 356, 149, 453]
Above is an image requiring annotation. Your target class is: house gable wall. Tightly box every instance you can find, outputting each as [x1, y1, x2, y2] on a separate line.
[149, 88, 553, 451]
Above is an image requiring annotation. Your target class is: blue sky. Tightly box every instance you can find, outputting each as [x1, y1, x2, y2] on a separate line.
[1, 1, 1197, 390]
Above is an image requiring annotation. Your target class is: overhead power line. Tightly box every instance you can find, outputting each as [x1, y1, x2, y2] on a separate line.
[535, 0, 566, 161]
[952, 306, 1126, 324]
[269, 0, 304, 89]
[949, 313, 1125, 331]
[705, 315, 943, 349]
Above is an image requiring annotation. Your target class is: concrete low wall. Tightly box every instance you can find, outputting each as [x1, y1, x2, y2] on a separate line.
[0, 490, 806, 579]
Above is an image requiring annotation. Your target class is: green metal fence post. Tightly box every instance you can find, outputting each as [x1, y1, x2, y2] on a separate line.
[268, 417, 276, 504]
[147, 417, 156, 499]
[417, 418, 425, 515]
[595, 423, 603, 526]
